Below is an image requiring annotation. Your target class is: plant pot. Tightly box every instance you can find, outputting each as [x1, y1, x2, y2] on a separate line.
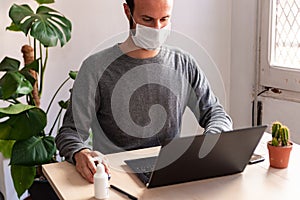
[267, 141, 293, 169]
[28, 179, 59, 200]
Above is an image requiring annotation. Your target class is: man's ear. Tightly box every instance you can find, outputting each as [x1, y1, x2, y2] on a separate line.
[123, 3, 131, 21]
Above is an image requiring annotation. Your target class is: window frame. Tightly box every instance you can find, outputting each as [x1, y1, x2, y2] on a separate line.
[260, 0, 300, 95]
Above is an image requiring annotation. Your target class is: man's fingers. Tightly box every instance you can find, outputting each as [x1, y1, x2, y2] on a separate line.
[74, 149, 111, 182]
[76, 164, 94, 183]
[87, 158, 97, 174]
[102, 161, 111, 174]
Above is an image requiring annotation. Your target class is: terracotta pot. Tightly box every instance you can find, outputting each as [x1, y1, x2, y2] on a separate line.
[267, 141, 293, 169]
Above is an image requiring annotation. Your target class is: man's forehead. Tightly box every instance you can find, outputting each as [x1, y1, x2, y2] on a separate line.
[133, 0, 173, 16]
[134, 0, 174, 9]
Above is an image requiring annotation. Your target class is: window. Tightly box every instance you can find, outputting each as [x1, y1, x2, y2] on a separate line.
[260, 0, 300, 95]
[271, 0, 300, 69]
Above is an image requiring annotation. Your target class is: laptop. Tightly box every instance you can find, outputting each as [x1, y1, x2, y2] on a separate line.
[125, 125, 267, 188]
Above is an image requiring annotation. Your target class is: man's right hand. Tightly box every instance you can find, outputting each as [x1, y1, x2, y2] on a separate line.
[73, 149, 110, 183]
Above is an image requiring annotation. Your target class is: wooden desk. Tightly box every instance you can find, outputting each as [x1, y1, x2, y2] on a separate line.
[42, 133, 300, 200]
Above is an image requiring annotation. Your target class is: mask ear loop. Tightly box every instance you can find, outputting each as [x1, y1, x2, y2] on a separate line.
[129, 10, 137, 26]
[129, 10, 138, 37]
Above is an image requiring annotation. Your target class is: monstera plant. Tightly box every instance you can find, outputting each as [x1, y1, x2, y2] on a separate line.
[0, 0, 75, 197]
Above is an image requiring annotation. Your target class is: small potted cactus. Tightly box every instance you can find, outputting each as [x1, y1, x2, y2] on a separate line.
[267, 121, 293, 168]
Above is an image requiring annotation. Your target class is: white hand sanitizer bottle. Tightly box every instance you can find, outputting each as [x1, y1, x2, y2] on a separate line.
[94, 163, 109, 199]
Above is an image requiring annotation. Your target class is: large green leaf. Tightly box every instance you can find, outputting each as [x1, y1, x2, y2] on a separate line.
[10, 136, 56, 166]
[19, 70, 36, 87]
[0, 104, 35, 115]
[0, 71, 33, 99]
[0, 140, 15, 158]
[8, 4, 72, 47]
[8, 4, 34, 25]
[0, 57, 20, 72]
[0, 107, 46, 140]
[11, 165, 35, 198]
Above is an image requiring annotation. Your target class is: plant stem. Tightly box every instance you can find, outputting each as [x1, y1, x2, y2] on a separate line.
[57, 110, 63, 132]
[39, 42, 43, 96]
[39, 47, 48, 97]
[32, 40, 38, 107]
[46, 77, 70, 114]
[28, 35, 31, 47]
[48, 107, 63, 136]
[34, 39, 37, 60]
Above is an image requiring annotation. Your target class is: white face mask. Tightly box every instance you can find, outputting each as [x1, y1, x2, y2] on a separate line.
[131, 22, 171, 50]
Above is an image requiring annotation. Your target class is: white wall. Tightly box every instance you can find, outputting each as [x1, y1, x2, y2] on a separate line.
[262, 98, 300, 143]
[230, 0, 258, 129]
[173, 0, 232, 104]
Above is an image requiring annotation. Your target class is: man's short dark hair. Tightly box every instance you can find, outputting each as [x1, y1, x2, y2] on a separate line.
[126, 0, 135, 13]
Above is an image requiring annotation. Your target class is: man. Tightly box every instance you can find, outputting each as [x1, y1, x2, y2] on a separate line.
[55, 0, 232, 183]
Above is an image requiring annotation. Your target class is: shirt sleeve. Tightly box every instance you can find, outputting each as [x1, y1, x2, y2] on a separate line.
[185, 55, 233, 134]
[55, 58, 99, 164]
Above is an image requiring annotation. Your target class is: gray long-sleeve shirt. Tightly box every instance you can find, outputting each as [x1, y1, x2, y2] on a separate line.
[55, 44, 232, 163]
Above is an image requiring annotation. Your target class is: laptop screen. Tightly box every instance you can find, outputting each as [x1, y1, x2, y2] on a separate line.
[125, 125, 267, 188]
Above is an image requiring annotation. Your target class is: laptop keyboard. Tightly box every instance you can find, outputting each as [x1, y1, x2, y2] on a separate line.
[136, 165, 154, 179]
[125, 156, 158, 184]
